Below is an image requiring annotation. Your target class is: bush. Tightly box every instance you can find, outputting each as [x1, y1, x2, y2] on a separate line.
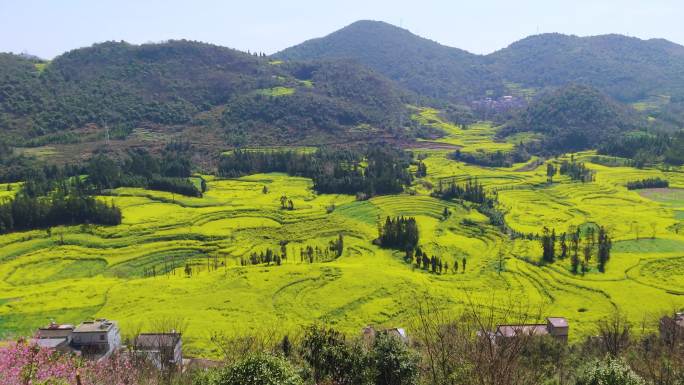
[575, 357, 645, 385]
[198, 354, 302, 385]
[301, 325, 372, 385]
[371, 333, 420, 385]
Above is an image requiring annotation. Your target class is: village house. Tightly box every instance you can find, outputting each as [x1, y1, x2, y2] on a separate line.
[492, 317, 569, 343]
[31, 322, 75, 353]
[362, 325, 409, 344]
[70, 319, 122, 360]
[133, 332, 183, 371]
[33, 319, 122, 361]
[659, 311, 684, 344]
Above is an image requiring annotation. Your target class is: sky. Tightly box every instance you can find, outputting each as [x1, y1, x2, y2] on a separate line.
[1, 0, 683, 59]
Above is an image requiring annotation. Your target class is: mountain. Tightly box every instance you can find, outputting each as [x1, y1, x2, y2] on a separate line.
[275, 20, 503, 101]
[277, 21, 684, 104]
[0, 40, 413, 152]
[487, 33, 684, 102]
[502, 84, 642, 153]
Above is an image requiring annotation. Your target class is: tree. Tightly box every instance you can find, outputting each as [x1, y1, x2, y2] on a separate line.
[442, 206, 450, 220]
[547, 163, 556, 183]
[597, 312, 631, 357]
[597, 226, 612, 273]
[497, 244, 507, 274]
[570, 228, 580, 274]
[301, 325, 371, 385]
[334, 233, 344, 257]
[416, 161, 427, 178]
[462, 257, 466, 273]
[201, 354, 303, 385]
[541, 227, 556, 263]
[559, 232, 568, 259]
[280, 335, 292, 357]
[371, 333, 420, 385]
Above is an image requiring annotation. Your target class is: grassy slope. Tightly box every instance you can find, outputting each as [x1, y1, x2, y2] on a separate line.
[1, 115, 683, 357]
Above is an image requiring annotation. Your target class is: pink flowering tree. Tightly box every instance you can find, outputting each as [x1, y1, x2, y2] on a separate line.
[0, 340, 157, 385]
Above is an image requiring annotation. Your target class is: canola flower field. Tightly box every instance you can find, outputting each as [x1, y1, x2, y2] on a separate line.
[0, 110, 683, 357]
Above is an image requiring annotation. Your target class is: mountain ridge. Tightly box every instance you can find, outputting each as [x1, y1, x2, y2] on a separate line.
[276, 20, 684, 103]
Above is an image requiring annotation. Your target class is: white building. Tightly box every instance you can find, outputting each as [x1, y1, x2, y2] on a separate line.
[71, 319, 122, 360]
[133, 332, 183, 371]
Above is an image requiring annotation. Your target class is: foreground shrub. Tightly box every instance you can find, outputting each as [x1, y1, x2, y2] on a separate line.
[575, 357, 644, 385]
[301, 324, 372, 385]
[371, 333, 420, 385]
[197, 354, 302, 385]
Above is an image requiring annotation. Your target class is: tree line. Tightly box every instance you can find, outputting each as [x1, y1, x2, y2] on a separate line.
[85, 145, 204, 197]
[236, 235, 345, 268]
[406, 246, 468, 274]
[559, 158, 595, 183]
[599, 131, 684, 167]
[0, 177, 121, 234]
[377, 216, 419, 251]
[540, 225, 612, 273]
[218, 145, 413, 197]
[377, 216, 469, 275]
[625, 177, 669, 190]
[450, 144, 531, 168]
[433, 177, 496, 207]
[0, 144, 203, 234]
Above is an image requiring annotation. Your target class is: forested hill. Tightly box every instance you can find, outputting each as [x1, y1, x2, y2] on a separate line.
[276, 21, 684, 103]
[274, 20, 503, 101]
[0, 40, 413, 148]
[487, 33, 684, 102]
[501, 84, 642, 153]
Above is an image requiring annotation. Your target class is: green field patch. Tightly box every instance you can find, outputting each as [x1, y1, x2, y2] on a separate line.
[614, 238, 684, 253]
[255, 86, 295, 97]
[0, 305, 100, 339]
[197, 217, 282, 236]
[638, 188, 684, 206]
[5, 258, 107, 285]
[637, 256, 684, 293]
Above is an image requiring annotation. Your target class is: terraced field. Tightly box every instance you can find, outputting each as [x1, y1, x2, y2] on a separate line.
[1, 117, 683, 357]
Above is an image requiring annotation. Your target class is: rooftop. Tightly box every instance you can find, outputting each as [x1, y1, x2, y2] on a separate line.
[30, 337, 69, 349]
[35, 323, 74, 339]
[547, 317, 569, 328]
[74, 319, 117, 333]
[134, 333, 181, 349]
[496, 324, 549, 338]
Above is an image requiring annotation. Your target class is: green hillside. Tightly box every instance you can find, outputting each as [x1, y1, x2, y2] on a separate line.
[502, 84, 642, 153]
[0, 40, 413, 150]
[488, 33, 684, 102]
[277, 21, 684, 104]
[275, 20, 503, 101]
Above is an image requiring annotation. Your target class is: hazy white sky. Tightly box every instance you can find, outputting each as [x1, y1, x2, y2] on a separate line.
[1, 0, 683, 59]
